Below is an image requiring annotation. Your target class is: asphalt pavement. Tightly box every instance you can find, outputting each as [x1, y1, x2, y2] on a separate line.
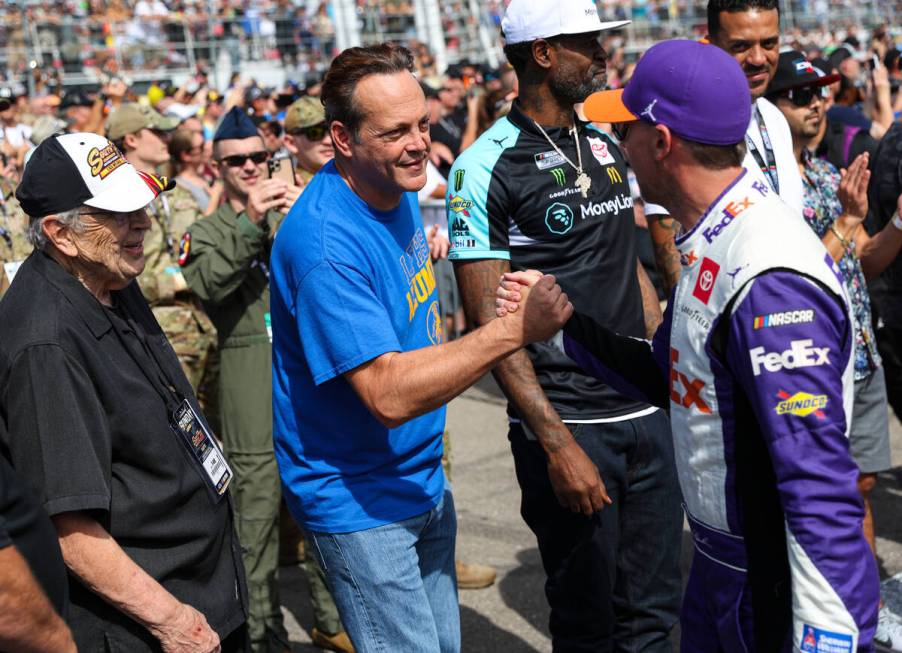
[282, 374, 902, 652]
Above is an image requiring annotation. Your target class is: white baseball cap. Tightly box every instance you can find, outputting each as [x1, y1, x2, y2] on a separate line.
[17, 132, 174, 217]
[501, 0, 630, 45]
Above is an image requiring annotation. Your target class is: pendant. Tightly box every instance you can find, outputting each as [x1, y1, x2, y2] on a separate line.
[575, 172, 592, 199]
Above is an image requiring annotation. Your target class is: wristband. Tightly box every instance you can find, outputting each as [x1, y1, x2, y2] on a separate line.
[892, 213, 902, 232]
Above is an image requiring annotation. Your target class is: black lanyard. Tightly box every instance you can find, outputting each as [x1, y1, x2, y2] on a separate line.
[746, 106, 780, 195]
[104, 297, 185, 414]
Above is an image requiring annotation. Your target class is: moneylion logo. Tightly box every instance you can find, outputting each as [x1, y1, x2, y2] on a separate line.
[453, 169, 465, 193]
[549, 168, 566, 187]
[606, 167, 623, 184]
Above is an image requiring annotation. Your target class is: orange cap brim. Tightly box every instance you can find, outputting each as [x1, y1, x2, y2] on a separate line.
[584, 89, 638, 124]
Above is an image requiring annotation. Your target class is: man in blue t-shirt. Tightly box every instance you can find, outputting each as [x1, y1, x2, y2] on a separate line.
[270, 44, 573, 653]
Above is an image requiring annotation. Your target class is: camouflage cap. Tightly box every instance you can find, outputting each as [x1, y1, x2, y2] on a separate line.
[284, 96, 325, 133]
[106, 103, 179, 140]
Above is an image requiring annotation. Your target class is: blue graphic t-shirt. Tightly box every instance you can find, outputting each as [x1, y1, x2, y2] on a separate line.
[270, 161, 446, 533]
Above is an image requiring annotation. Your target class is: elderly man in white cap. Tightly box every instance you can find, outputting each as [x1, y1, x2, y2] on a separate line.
[0, 133, 248, 652]
[448, 1, 681, 650]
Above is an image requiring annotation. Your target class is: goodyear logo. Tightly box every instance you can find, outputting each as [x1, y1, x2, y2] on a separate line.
[447, 194, 473, 216]
[774, 390, 828, 419]
[87, 143, 126, 179]
[453, 169, 465, 193]
[606, 166, 623, 184]
[549, 168, 566, 187]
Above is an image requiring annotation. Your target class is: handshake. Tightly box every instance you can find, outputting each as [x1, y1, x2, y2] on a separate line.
[495, 270, 572, 345]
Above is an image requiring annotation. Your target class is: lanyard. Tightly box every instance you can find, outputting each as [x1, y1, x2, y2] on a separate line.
[746, 106, 780, 195]
[104, 297, 185, 414]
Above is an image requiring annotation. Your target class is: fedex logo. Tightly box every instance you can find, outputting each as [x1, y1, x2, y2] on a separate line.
[703, 196, 754, 242]
[749, 339, 830, 376]
[669, 348, 711, 413]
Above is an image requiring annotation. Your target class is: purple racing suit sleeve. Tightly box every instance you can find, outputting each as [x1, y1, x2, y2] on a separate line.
[725, 270, 878, 651]
[557, 295, 674, 408]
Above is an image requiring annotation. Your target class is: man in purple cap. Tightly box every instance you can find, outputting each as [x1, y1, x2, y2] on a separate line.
[498, 39, 879, 651]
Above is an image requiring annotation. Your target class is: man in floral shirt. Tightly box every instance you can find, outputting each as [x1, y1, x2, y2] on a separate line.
[767, 50, 902, 649]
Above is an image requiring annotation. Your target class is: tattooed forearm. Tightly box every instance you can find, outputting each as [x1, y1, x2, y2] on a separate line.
[648, 215, 682, 295]
[637, 260, 663, 338]
[453, 258, 570, 452]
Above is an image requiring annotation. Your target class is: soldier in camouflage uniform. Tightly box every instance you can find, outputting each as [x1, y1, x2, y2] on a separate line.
[180, 108, 350, 653]
[106, 104, 218, 413]
[282, 96, 334, 188]
[0, 173, 32, 294]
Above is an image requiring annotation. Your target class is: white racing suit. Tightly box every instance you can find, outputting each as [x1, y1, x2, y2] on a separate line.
[553, 170, 879, 651]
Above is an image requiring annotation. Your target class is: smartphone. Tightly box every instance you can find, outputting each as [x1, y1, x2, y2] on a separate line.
[268, 156, 296, 185]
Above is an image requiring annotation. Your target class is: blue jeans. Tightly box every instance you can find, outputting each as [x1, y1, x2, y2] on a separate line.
[307, 489, 459, 653]
[509, 410, 682, 652]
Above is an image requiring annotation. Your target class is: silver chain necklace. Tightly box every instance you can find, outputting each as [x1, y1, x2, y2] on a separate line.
[532, 119, 592, 198]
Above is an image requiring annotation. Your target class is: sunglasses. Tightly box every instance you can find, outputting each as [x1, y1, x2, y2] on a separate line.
[291, 122, 328, 141]
[780, 85, 829, 107]
[612, 122, 632, 142]
[220, 151, 269, 167]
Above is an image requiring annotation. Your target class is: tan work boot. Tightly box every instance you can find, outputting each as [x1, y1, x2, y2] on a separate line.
[455, 560, 497, 589]
[311, 628, 355, 653]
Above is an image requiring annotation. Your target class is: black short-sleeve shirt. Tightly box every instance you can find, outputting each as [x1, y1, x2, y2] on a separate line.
[448, 102, 648, 420]
[0, 251, 247, 650]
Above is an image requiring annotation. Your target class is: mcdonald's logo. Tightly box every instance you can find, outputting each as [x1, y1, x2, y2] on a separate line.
[606, 167, 623, 184]
[454, 169, 465, 193]
[549, 168, 567, 187]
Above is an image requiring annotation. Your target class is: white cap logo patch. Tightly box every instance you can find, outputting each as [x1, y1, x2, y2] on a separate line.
[87, 143, 126, 179]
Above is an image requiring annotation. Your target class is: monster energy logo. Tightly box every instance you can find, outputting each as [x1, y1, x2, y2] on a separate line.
[549, 168, 566, 187]
[454, 169, 465, 192]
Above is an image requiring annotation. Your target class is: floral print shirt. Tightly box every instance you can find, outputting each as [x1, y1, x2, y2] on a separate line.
[800, 151, 880, 381]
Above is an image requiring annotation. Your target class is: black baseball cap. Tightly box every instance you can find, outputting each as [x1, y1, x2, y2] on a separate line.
[17, 132, 174, 217]
[766, 50, 841, 97]
[59, 91, 94, 109]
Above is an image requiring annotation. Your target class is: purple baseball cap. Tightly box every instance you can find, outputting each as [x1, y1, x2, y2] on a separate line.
[584, 39, 751, 146]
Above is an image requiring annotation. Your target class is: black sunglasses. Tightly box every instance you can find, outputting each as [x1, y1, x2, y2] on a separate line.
[780, 85, 828, 107]
[612, 122, 632, 142]
[292, 122, 327, 141]
[220, 151, 269, 167]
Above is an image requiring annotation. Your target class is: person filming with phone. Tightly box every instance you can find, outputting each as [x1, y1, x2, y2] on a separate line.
[179, 106, 301, 653]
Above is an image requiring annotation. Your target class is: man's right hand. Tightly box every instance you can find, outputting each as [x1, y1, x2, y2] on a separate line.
[150, 602, 221, 653]
[546, 437, 613, 515]
[501, 271, 572, 344]
[246, 178, 289, 224]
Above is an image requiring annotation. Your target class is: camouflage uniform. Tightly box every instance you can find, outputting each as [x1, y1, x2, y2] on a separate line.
[180, 204, 291, 652]
[138, 183, 218, 417]
[0, 174, 32, 294]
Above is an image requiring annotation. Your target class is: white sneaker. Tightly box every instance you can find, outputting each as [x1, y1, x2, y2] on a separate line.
[875, 606, 902, 652]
